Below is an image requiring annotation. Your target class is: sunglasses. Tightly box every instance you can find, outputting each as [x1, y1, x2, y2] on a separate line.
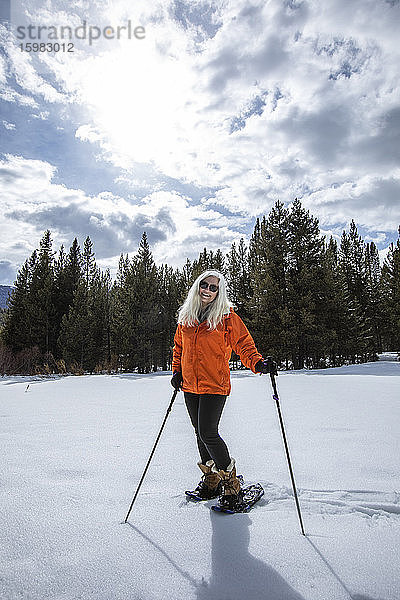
[199, 281, 219, 293]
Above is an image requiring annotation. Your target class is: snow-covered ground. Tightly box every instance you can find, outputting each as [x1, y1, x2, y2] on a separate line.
[1, 357, 399, 600]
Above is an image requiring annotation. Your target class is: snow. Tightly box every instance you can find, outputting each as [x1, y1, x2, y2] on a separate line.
[1, 358, 399, 600]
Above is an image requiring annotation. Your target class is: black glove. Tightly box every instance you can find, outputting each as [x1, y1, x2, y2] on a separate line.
[171, 371, 183, 390]
[255, 357, 278, 376]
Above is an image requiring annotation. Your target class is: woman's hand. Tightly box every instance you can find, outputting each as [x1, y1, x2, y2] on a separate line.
[171, 371, 183, 390]
[255, 357, 278, 375]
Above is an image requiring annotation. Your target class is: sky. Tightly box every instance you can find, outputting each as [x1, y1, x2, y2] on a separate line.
[0, 0, 399, 285]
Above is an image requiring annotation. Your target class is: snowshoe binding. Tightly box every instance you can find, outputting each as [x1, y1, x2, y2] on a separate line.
[211, 483, 265, 514]
[211, 459, 264, 514]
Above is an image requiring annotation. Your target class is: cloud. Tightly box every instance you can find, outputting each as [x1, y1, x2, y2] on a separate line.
[0, 260, 16, 286]
[229, 90, 269, 133]
[2, 120, 16, 129]
[170, 0, 222, 41]
[352, 106, 400, 169]
[304, 175, 400, 232]
[0, 155, 246, 279]
[0, 24, 67, 105]
[0, 155, 172, 257]
[6, 203, 172, 255]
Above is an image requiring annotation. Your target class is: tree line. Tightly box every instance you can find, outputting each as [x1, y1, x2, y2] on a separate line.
[0, 199, 399, 375]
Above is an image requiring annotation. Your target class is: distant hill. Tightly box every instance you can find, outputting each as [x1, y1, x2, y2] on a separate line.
[0, 285, 13, 309]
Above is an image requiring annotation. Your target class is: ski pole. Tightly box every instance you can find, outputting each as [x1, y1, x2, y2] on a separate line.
[269, 372, 306, 536]
[124, 388, 178, 523]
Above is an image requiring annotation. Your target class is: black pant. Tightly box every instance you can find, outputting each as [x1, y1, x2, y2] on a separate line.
[184, 392, 231, 471]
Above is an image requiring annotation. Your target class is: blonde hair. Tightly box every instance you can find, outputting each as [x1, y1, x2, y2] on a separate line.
[177, 270, 233, 330]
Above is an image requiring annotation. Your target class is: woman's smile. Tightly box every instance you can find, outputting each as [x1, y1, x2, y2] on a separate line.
[199, 275, 219, 306]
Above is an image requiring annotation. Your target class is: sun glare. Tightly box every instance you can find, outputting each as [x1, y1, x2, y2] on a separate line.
[79, 38, 198, 170]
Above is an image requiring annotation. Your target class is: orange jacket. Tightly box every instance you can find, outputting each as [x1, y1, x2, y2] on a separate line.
[172, 309, 263, 395]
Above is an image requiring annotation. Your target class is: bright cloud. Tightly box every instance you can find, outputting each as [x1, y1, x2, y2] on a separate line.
[0, 154, 244, 278]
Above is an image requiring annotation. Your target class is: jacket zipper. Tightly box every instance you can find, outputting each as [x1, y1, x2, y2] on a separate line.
[194, 324, 200, 393]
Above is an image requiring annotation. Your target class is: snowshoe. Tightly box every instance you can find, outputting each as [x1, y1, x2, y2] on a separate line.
[211, 483, 265, 514]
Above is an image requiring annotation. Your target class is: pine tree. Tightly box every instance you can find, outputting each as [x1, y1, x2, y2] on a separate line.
[364, 241, 383, 352]
[337, 230, 360, 361]
[192, 248, 209, 279]
[338, 222, 375, 362]
[134, 233, 159, 372]
[319, 237, 350, 366]
[235, 239, 252, 319]
[115, 233, 160, 373]
[286, 199, 325, 369]
[380, 228, 400, 350]
[28, 230, 56, 355]
[2, 260, 31, 351]
[65, 239, 83, 299]
[59, 282, 90, 370]
[226, 241, 247, 314]
[247, 218, 263, 345]
[110, 253, 131, 370]
[55, 244, 66, 276]
[263, 202, 290, 364]
[181, 258, 193, 298]
[191, 247, 226, 280]
[157, 264, 182, 370]
[87, 268, 112, 371]
[53, 239, 82, 357]
[59, 236, 106, 372]
[248, 218, 262, 275]
[247, 203, 291, 366]
[82, 237, 97, 287]
[210, 249, 225, 271]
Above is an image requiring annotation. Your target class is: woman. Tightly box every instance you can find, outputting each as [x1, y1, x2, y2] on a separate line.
[171, 269, 275, 510]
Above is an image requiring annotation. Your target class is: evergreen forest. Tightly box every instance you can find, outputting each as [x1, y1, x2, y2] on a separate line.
[1, 199, 399, 375]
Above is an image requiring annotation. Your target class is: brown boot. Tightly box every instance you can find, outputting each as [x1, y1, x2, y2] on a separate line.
[186, 460, 222, 500]
[217, 458, 242, 509]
